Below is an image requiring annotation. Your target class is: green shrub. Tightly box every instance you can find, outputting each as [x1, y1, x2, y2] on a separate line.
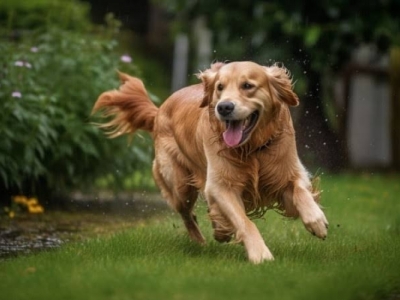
[0, 0, 90, 32]
[0, 22, 155, 198]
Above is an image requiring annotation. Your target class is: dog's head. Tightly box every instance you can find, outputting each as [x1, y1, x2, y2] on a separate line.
[197, 61, 299, 148]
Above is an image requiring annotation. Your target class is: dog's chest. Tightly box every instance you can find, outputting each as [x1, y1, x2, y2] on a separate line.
[240, 157, 289, 209]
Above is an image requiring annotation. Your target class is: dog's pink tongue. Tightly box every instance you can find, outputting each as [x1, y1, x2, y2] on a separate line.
[223, 120, 243, 147]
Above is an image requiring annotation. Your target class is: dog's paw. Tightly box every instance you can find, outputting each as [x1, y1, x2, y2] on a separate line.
[247, 243, 274, 264]
[301, 203, 329, 239]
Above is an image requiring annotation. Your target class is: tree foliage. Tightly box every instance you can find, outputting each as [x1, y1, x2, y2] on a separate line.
[158, 0, 399, 70]
[156, 0, 399, 169]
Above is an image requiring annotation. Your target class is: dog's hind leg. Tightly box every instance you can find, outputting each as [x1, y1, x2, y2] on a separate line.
[152, 160, 206, 244]
[176, 185, 205, 244]
[208, 201, 233, 243]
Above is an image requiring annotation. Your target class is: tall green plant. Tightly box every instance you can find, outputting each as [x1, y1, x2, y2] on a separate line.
[0, 19, 154, 198]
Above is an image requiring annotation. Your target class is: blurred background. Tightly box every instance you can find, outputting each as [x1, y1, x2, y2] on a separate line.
[1, 0, 399, 205]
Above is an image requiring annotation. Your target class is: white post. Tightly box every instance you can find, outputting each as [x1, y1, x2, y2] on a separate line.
[171, 33, 189, 92]
[193, 16, 212, 70]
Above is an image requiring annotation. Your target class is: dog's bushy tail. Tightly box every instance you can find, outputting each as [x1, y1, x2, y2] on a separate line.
[92, 72, 158, 137]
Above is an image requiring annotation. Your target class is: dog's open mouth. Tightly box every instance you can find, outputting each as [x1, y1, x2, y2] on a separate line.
[222, 111, 259, 147]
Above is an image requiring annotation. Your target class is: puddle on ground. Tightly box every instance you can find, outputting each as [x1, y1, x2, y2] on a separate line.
[0, 226, 67, 258]
[0, 193, 169, 259]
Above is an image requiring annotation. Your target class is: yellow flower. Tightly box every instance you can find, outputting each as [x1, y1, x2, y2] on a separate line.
[27, 198, 39, 206]
[28, 204, 44, 214]
[8, 211, 15, 218]
[13, 195, 28, 205]
[12, 195, 45, 214]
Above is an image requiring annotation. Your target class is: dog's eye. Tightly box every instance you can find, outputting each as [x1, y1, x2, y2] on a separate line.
[242, 82, 254, 90]
[217, 83, 224, 91]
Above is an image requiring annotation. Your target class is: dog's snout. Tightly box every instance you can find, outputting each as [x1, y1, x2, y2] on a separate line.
[217, 101, 234, 116]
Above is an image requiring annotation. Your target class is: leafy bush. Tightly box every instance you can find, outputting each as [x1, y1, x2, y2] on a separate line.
[0, 0, 90, 32]
[0, 20, 155, 198]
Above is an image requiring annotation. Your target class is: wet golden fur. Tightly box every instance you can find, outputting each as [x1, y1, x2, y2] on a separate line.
[93, 61, 328, 263]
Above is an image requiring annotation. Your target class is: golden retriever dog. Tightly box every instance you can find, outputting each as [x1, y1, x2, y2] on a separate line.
[92, 61, 328, 264]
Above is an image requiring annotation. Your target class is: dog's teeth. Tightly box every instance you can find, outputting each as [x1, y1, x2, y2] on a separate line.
[243, 116, 251, 129]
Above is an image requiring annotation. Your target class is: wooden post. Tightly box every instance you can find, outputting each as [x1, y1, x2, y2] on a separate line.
[390, 47, 400, 170]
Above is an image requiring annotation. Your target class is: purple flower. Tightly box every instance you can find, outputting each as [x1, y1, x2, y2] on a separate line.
[12, 91, 22, 98]
[120, 54, 132, 63]
[30, 47, 39, 53]
[14, 61, 32, 68]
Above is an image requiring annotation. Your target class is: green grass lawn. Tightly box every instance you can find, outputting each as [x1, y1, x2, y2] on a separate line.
[1, 173, 399, 300]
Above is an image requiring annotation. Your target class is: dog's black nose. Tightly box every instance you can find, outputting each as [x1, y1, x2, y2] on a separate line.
[217, 101, 234, 116]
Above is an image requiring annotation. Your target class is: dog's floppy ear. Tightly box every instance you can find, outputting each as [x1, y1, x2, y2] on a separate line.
[265, 65, 299, 107]
[197, 62, 225, 108]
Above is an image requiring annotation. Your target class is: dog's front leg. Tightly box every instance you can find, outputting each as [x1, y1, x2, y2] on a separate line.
[205, 183, 274, 264]
[285, 176, 329, 239]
